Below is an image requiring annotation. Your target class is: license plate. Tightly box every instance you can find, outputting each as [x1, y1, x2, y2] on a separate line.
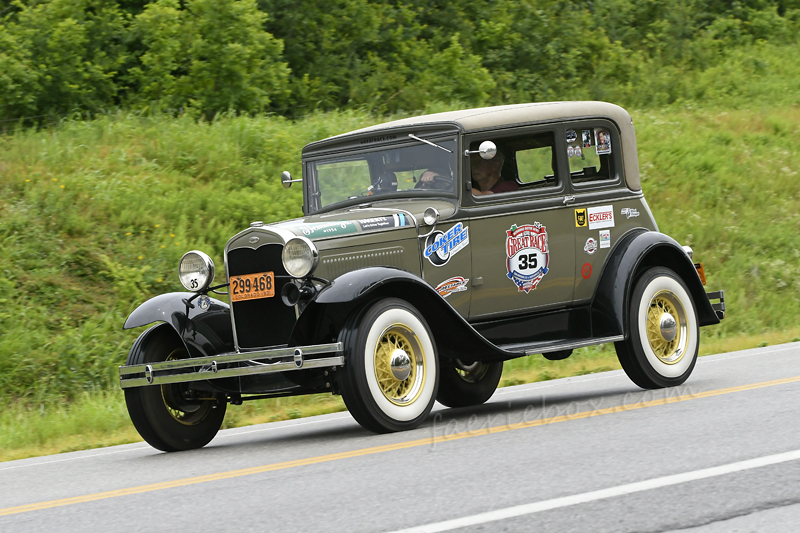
[230, 271, 275, 302]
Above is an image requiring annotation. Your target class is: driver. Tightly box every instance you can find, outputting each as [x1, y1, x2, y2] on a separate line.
[417, 166, 452, 190]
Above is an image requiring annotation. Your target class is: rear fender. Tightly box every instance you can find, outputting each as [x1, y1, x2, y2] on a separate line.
[291, 267, 506, 364]
[592, 230, 719, 338]
[124, 292, 234, 359]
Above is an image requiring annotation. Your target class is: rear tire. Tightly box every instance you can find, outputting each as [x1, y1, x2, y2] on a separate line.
[124, 327, 226, 451]
[615, 267, 699, 389]
[436, 359, 503, 408]
[338, 298, 438, 433]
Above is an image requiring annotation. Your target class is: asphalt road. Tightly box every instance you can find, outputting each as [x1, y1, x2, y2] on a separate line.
[2, 343, 800, 532]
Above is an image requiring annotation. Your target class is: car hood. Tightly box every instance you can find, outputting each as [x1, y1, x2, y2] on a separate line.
[269, 200, 455, 241]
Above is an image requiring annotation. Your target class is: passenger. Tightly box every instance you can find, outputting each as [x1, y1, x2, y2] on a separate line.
[471, 151, 518, 195]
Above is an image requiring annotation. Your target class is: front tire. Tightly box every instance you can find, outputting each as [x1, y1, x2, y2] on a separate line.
[436, 359, 503, 408]
[615, 267, 699, 389]
[338, 298, 439, 433]
[124, 327, 227, 451]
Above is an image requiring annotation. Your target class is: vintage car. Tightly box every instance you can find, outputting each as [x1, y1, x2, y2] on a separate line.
[120, 102, 725, 451]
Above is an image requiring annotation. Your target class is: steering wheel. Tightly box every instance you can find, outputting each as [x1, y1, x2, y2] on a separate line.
[414, 174, 453, 191]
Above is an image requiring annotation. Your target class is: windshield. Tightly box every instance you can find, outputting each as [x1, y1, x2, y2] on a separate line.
[309, 138, 457, 211]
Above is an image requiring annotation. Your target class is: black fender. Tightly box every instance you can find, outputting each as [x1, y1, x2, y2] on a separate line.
[124, 292, 234, 359]
[591, 229, 720, 338]
[290, 267, 508, 364]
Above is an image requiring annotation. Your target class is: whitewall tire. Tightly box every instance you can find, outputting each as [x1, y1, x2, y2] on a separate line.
[338, 298, 438, 433]
[615, 267, 699, 389]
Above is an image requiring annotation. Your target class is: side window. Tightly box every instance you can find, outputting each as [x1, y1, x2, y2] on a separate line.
[566, 127, 614, 184]
[469, 132, 557, 196]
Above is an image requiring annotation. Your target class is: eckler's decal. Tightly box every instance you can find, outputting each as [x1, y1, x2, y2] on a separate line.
[575, 208, 587, 227]
[584, 238, 597, 255]
[505, 223, 549, 293]
[599, 229, 611, 249]
[582, 263, 592, 279]
[435, 277, 469, 298]
[621, 207, 640, 219]
[587, 205, 615, 229]
[425, 222, 469, 266]
[566, 129, 578, 144]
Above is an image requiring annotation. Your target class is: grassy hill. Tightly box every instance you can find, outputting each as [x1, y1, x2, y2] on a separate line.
[2, 42, 800, 460]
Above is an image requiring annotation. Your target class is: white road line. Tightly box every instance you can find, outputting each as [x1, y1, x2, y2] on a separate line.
[699, 345, 797, 364]
[0, 445, 150, 472]
[0, 414, 354, 472]
[215, 413, 351, 438]
[390, 449, 800, 533]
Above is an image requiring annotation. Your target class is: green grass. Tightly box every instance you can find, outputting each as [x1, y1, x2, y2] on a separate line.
[2, 42, 800, 461]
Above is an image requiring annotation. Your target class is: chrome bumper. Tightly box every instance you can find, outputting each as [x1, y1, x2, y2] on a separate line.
[119, 342, 344, 389]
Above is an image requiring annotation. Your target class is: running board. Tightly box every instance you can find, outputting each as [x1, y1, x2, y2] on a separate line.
[498, 335, 625, 357]
[119, 342, 343, 389]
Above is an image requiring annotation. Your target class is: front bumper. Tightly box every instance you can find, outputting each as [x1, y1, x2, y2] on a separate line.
[119, 342, 343, 389]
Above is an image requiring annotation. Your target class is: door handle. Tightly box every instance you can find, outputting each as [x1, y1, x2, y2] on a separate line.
[563, 195, 576, 205]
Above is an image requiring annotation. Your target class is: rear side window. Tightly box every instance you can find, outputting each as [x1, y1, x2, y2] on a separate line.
[566, 127, 614, 184]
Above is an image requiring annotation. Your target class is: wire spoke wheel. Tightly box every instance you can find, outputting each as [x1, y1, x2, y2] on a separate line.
[437, 358, 503, 408]
[614, 267, 699, 389]
[160, 349, 215, 426]
[373, 327, 425, 405]
[338, 298, 438, 433]
[124, 324, 227, 451]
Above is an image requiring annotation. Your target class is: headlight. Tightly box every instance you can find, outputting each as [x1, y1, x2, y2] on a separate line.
[179, 251, 215, 291]
[282, 237, 319, 278]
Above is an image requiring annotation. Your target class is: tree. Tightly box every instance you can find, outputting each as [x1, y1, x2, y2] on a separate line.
[132, 0, 289, 117]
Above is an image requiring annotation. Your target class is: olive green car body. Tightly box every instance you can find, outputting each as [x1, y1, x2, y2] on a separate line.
[120, 102, 725, 450]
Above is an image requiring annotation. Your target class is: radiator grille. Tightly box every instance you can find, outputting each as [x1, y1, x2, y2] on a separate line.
[228, 244, 295, 349]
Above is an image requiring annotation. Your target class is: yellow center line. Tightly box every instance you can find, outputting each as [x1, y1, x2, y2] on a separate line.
[3, 374, 800, 517]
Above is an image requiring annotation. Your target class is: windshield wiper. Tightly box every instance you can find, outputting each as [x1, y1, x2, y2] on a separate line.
[408, 134, 453, 153]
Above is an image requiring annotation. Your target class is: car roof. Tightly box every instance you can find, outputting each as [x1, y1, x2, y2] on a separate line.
[303, 101, 641, 190]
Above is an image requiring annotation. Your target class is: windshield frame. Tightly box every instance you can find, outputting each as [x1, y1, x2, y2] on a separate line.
[303, 133, 460, 215]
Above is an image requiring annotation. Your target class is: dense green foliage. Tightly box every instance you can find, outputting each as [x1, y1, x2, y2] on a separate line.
[2, 51, 800, 403]
[2, 0, 800, 122]
[1, 1, 800, 441]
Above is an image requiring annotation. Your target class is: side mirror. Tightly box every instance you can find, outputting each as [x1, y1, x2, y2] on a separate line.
[464, 140, 497, 160]
[281, 171, 302, 189]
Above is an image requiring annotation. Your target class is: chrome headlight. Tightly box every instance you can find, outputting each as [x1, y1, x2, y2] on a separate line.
[179, 251, 215, 291]
[282, 237, 319, 278]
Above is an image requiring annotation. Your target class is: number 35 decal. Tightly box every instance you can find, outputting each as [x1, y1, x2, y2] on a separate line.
[517, 253, 538, 270]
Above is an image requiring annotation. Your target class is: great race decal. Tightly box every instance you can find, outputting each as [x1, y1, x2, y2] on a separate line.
[505, 223, 549, 293]
[424, 222, 469, 267]
[289, 214, 409, 238]
[435, 277, 469, 298]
